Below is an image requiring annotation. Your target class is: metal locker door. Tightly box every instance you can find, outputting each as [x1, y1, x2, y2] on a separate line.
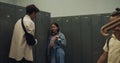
[101, 13, 111, 26]
[34, 12, 50, 63]
[100, 13, 111, 49]
[14, 6, 25, 20]
[34, 13, 42, 63]
[99, 13, 111, 63]
[80, 15, 92, 63]
[40, 12, 50, 63]
[0, 3, 16, 63]
[71, 16, 82, 63]
[62, 17, 74, 63]
[91, 14, 103, 63]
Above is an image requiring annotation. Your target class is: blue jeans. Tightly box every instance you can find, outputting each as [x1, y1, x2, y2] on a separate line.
[50, 48, 65, 63]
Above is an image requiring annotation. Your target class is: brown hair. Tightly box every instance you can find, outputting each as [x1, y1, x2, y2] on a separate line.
[50, 22, 60, 32]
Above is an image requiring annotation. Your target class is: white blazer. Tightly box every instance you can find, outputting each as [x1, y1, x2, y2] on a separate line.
[9, 15, 35, 61]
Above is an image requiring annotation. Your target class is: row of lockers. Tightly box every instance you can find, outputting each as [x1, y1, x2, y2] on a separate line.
[52, 13, 110, 63]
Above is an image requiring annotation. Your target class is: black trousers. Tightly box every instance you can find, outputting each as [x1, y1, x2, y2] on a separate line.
[9, 58, 33, 63]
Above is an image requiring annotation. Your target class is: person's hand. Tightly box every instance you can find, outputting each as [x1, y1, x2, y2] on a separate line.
[55, 35, 59, 39]
[35, 39, 38, 45]
[52, 35, 57, 40]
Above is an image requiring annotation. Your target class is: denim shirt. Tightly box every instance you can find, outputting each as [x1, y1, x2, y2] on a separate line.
[47, 32, 66, 55]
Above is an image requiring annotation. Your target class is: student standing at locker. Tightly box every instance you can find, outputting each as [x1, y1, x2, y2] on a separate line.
[48, 22, 66, 63]
[9, 4, 39, 63]
[97, 8, 120, 63]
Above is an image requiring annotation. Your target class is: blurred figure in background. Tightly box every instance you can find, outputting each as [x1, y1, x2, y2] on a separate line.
[9, 4, 39, 63]
[47, 22, 66, 63]
[97, 8, 120, 63]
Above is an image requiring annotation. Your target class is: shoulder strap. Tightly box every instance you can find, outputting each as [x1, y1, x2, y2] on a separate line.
[106, 36, 111, 51]
[21, 17, 28, 33]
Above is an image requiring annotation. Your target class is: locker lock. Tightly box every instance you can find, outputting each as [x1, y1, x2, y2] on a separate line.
[57, 19, 60, 21]
[6, 15, 10, 18]
[19, 9, 23, 11]
[106, 16, 110, 17]
[66, 20, 69, 22]
[75, 17, 79, 19]
[84, 17, 88, 19]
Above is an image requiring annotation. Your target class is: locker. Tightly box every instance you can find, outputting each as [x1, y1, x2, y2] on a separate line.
[62, 17, 74, 63]
[99, 13, 111, 51]
[101, 14, 111, 25]
[34, 12, 50, 63]
[14, 5, 25, 20]
[91, 14, 103, 63]
[80, 15, 92, 63]
[99, 13, 111, 63]
[51, 13, 111, 63]
[0, 3, 16, 63]
[71, 16, 82, 63]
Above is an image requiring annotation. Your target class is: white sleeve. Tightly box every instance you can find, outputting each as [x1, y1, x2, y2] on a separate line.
[103, 40, 109, 52]
[24, 20, 35, 35]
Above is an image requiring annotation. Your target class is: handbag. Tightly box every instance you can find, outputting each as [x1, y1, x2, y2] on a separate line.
[21, 17, 36, 46]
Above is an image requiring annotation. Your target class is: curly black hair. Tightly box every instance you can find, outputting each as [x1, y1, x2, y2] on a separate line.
[26, 4, 40, 15]
[111, 8, 120, 16]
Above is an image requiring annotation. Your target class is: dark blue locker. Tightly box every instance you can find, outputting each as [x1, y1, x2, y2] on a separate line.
[71, 16, 82, 63]
[62, 17, 74, 63]
[0, 2, 16, 63]
[80, 15, 92, 63]
[14, 5, 25, 20]
[91, 14, 103, 63]
[34, 12, 50, 63]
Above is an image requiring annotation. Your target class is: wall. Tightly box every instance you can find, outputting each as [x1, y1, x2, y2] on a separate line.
[15, 0, 120, 17]
[0, 0, 16, 4]
[0, 0, 120, 17]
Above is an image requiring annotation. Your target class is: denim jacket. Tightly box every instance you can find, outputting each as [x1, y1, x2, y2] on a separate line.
[47, 32, 66, 56]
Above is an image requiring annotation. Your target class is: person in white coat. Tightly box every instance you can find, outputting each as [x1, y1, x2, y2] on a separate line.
[9, 4, 39, 63]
